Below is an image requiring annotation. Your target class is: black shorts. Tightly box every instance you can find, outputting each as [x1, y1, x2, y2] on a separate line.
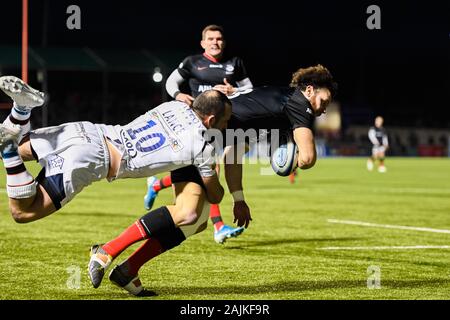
[35, 168, 65, 210]
[171, 166, 206, 191]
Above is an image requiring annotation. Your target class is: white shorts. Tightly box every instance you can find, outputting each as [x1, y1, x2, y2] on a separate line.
[30, 122, 110, 209]
[372, 145, 386, 156]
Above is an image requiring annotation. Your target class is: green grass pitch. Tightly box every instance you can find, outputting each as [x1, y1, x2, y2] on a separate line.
[0, 158, 449, 299]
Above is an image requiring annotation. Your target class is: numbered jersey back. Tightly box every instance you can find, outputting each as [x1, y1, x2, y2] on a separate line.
[107, 101, 208, 179]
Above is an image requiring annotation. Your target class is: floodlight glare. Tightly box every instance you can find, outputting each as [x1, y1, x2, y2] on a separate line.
[152, 68, 163, 83]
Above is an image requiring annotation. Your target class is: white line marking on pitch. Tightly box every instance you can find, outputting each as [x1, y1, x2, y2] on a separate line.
[0, 188, 5, 193]
[319, 245, 450, 251]
[328, 219, 450, 234]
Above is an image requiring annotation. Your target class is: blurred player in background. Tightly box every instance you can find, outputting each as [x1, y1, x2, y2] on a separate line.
[289, 169, 298, 184]
[165, 24, 253, 104]
[367, 116, 389, 173]
[147, 24, 254, 243]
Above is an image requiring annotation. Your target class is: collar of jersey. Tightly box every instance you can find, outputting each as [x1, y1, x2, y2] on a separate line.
[203, 53, 220, 63]
[288, 88, 313, 112]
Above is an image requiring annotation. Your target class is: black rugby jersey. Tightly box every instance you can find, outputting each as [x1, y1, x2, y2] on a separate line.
[177, 53, 249, 97]
[368, 126, 388, 145]
[228, 86, 315, 131]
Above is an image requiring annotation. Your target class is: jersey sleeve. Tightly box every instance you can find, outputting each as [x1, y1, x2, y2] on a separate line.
[234, 57, 249, 82]
[284, 102, 315, 130]
[177, 56, 193, 79]
[382, 131, 389, 147]
[368, 127, 379, 145]
[193, 143, 216, 177]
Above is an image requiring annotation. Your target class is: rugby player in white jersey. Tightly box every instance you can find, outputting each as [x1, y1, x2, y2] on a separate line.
[0, 76, 231, 225]
[83, 65, 337, 296]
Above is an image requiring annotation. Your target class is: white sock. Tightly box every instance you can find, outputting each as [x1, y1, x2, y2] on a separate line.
[11, 102, 31, 120]
[1, 147, 34, 188]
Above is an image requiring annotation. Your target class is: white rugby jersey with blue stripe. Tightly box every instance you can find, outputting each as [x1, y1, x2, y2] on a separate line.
[97, 101, 215, 180]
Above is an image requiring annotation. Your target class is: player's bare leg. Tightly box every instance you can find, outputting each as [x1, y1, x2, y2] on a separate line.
[106, 182, 209, 295]
[88, 182, 207, 294]
[367, 156, 374, 171]
[144, 171, 244, 244]
[0, 130, 57, 223]
[289, 169, 298, 184]
[0, 76, 56, 222]
[9, 139, 57, 222]
[377, 151, 387, 173]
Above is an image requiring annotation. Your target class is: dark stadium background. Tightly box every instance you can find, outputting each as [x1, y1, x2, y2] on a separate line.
[0, 0, 449, 156]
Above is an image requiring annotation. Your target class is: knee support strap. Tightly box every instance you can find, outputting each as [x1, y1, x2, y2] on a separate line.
[7, 181, 37, 199]
[139, 206, 186, 250]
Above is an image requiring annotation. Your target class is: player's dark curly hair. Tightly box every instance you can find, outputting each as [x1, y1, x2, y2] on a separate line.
[290, 64, 338, 97]
[192, 90, 230, 120]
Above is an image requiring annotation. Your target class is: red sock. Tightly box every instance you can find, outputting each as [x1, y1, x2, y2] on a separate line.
[103, 220, 148, 258]
[289, 172, 295, 184]
[125, 238, 164, 276]
[289, 169, 299, 184]
[209, 204, 224, 232]
[153, 175, 172, 192]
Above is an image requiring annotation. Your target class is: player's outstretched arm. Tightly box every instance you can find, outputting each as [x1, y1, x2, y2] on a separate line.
[293, 127, 316, 170]
[165, 69, 194, 105]
[223, 144, 252, 228]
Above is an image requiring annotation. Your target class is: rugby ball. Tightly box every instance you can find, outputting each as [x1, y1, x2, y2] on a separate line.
[270, 132, 299, 176]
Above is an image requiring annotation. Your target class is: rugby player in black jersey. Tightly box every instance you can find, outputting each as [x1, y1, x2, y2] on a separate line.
[165, 24, 253, 105]
[144, 65, 337, 237]
[367, 116, 389, 172]
[96, 65, 337, 295]
[146, 25, 253, 243]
